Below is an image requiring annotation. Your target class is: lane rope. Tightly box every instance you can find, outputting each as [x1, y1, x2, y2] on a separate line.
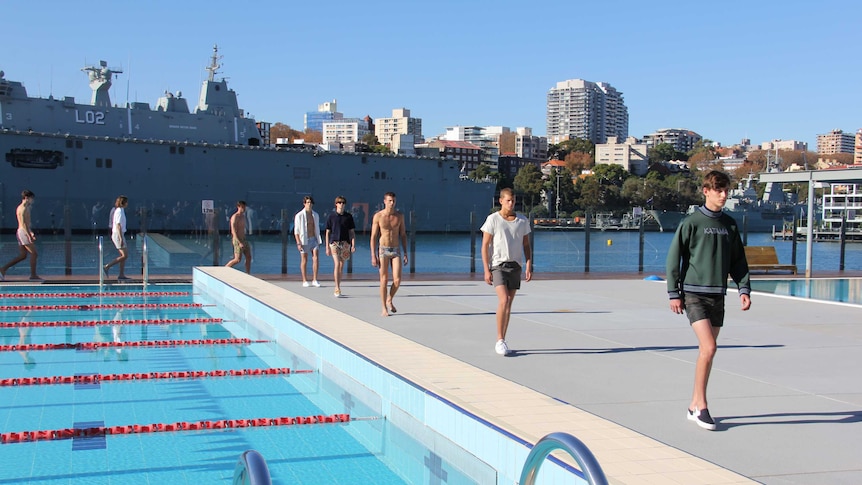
[0, 367, 314, 387]
[0, 303, 203, 311]
[1, 414, 352, 443]
[0, 317, 223, 328]
[0, 338, 268, 352]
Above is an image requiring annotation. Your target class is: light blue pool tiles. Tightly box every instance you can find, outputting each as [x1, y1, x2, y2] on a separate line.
[194, 268, 584, 484]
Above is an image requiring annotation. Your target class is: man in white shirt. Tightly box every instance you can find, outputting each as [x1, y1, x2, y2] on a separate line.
[294, 196, 321, 287]
[480, 187, 532, 356]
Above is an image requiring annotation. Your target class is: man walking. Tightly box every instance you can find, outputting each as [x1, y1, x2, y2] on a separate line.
[294, 196, 321, 287]
[1, 190, 41, 281]
[480, 187, 532, 355]
[370, 192, 408, 316]
[225, 200, 252, 273]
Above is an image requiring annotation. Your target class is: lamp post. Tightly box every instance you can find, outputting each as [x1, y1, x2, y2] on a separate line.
[555, 169, 562, 218]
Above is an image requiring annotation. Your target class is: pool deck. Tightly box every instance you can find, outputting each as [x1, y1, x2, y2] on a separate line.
[247, 270, 861, 485]
[9, 269, 862, 484]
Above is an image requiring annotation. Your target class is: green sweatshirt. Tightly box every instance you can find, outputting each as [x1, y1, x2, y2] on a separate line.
[666, 206, 751, 300]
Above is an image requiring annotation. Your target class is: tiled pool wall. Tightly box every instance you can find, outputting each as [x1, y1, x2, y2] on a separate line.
[193, 268, 582, 485]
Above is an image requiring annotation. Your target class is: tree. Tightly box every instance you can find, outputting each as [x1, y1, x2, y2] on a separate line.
[269, 122, 304, 144]
[498, 132, 516, 155]
[576, 164, 630, 212]
[548, 138, 594, 160]
[564, 151, 593, 173]
[648, 143, 686, 163]
[513, 164, 544, 211]
[469, 163, 493, 182]
[302, 129, 322, 144]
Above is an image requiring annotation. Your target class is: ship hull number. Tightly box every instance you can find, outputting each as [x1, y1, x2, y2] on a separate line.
[75, 110, 106, 125]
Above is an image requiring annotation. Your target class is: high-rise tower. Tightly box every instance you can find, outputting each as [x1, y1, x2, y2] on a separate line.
[546, 79, 628, 145]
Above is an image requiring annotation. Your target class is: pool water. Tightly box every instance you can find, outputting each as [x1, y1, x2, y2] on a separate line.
[750, 278, 862, 305]
[0, 284, 490, 484]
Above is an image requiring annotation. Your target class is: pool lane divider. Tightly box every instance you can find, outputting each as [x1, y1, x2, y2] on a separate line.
[0, 367, 314, 387]
[1, 413, 352, 443]
[1, 317, 223, 328]
[0, 291, 190, 299]
[0, 338, 268, 352]
[0, 303, 203, 311]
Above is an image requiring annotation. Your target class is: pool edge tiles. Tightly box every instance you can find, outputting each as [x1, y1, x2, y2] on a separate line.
[194, 267, 756, 485]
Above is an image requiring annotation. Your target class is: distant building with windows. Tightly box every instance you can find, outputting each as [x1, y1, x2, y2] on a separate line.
[817, 129, 855, 154]
[321, 117, 372, 145]
[595, 136, 649, 176]
[443, 125, 505, 165]
[516, 127, 548, 160]
[375, 108, 423, 147]
[304, 99, 342, 132]
[427, 140, 482, 175]
[761, 139, 808, 152]
[640, 128, 702, 153]
[855, 129, 862, 164]
[546, 79, 628, 145]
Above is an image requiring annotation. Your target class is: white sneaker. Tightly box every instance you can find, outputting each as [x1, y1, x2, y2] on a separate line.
[311, 280, 320, 287]
[302, 281, 310, 288]
[494, 339, 510, 356]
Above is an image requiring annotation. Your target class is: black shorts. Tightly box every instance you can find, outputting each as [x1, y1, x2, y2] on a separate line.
[491, 262, 521, 290]
[683, 293, 725, 327]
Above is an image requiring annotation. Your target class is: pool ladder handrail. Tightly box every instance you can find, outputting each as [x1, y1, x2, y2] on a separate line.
[142, 234, 149, 287]
[98, 236, 104, 289]
[519, 432, 608, 485]
[232, 449, 271, 485]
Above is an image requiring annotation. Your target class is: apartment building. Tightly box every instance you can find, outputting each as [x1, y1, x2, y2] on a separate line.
[427, 140, 482, 175]
[516, 127, 548, 160]
[546, 79, 629, 145]
[761, 139, 808, 152]
[321, 118, 373, 145]
[816, 129, 855, 154]
[375, 108, 423, 146]
[595, 136, 649, 175]
[855, 129, 862, 164]
[641, 128, 702, 153]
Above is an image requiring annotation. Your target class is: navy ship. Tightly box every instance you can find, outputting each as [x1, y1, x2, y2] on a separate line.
[649, 172, 806, 233]
[0, 46, 493, 234]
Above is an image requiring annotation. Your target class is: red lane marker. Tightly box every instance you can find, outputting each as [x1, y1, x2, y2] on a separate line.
[0, 303, 203, 311]
[0, 338, 269, 352]
[0, 367, 313, 387]
[1, 414, 351, 443]
[0, 318, 223, 328]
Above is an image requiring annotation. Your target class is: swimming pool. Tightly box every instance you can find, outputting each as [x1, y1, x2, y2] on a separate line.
[750, 278, 862, 305]
[0, 284, 500, 483]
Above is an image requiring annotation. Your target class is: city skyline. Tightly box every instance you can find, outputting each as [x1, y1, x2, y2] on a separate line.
[3, 0, 859, 150]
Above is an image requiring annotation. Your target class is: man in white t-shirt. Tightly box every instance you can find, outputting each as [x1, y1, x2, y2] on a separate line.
[104, 195, 130, 280]
[480, 187, 532, 356]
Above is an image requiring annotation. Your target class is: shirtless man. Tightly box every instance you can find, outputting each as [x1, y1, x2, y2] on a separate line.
[1, 190, 40, 281]
[225, 200, 252, 273]
[370, 192, 408, 316]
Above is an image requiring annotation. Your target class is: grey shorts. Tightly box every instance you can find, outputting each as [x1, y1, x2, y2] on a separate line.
[683, 293, 725, 327]
[299, 242, 318, 254]
[491, 261, 521, 290]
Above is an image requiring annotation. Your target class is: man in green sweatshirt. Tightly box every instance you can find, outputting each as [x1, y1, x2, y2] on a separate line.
[666, 170, 751, 430]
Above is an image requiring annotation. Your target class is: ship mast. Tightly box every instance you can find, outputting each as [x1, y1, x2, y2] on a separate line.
[82, 60, 122, 107]
[206, 45, 222, 82]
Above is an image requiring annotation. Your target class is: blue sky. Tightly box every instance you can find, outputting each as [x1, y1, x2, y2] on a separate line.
[4, 0, 860, 149]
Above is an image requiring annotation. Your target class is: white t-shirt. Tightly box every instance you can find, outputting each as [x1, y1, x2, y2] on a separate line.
[112, 207, 127, 236]
[480, 211, 530, 267]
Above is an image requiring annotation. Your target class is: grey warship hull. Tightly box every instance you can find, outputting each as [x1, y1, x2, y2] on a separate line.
[0, 48, 493, 234]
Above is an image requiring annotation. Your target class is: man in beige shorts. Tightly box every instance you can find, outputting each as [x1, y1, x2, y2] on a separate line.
[1, 190, 41, 281]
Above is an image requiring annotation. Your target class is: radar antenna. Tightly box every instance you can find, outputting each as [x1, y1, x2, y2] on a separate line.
[206, 44, 222, 82]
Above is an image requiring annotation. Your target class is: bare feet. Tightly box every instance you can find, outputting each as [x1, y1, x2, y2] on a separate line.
[0, 269, 5, 281]
[387, 297, 397, 314]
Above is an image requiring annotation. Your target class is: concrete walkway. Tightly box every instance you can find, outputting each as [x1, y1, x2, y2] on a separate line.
[270, 274, 862, 484]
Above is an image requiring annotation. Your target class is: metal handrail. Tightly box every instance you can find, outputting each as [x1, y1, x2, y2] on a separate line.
[98, 236, 104, 290]
[142, 234, 148, 287]
[232, 450, 271, 485]
[519, 432, 608, 485]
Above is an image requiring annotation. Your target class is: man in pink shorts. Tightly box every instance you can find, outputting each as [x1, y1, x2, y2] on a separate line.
[0, 190, 41, 281]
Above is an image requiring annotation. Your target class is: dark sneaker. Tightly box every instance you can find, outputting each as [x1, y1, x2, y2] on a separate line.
[687, 407, 716, 430]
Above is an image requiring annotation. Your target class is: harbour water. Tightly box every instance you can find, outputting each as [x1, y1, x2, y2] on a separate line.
[2, 230, 857, 278]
